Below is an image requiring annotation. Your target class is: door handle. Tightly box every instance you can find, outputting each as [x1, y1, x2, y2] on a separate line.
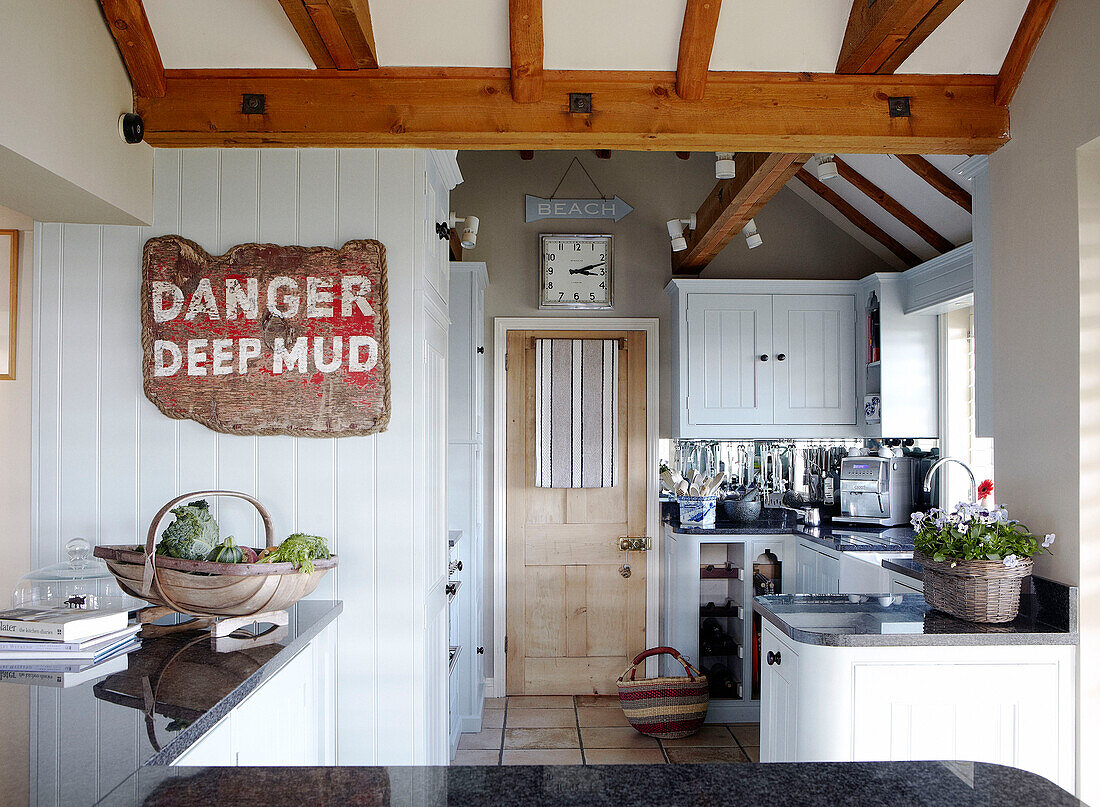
[618, 536, 651, 552]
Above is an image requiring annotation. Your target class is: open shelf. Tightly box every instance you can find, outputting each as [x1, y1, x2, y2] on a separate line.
[700, 603, 743, 618]
[700, 563, 744, 580]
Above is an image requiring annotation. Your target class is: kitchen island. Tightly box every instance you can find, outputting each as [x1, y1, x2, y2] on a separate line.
[92, 759, 1084, 806]
[753, 585, 1078, 792]
[1, 600, 341, 806]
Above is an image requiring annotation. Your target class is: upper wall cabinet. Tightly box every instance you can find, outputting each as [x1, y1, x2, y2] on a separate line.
[669, 280, 859, 439]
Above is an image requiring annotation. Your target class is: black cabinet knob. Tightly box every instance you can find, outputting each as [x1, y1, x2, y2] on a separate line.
[766, 650, 782, 666]
[777, 354, 786, 361]
[760, 354, 769, 362]
[476, 346, 485, 354]
[436, 222, 451, 241]
[476, 646, 484, 654]
[446, 583, 457, 597]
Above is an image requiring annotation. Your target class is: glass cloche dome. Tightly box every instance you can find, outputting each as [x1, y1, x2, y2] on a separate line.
[12, 537, 143, 610]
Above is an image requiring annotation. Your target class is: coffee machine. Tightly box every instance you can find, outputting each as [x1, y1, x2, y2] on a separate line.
[837, 456, 917, 527]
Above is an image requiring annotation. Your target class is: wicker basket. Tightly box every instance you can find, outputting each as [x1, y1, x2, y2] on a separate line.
[915, 550, 1031, 623]
[93, 491, 337, 618]
[617, 647, 708, 739]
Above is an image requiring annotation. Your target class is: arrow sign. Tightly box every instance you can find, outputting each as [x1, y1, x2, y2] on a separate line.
[525, 194, 634, 223]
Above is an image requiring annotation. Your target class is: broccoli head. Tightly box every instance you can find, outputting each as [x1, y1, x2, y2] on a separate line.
[155, 499, 220, 561]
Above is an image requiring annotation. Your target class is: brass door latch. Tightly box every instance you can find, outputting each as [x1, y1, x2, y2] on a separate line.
[618, 536, 651, 552]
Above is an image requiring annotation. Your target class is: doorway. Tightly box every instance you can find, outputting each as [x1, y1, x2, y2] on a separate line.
[492, 318, 659, 697]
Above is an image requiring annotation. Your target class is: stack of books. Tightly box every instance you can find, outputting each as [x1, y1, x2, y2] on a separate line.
[0, 605, 139, 687]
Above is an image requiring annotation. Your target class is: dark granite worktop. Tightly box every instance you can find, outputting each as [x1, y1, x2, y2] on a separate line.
[753, 586, 1078, 647]
[94, 760, 1083, 806]
[1, 600, 341, 806]
[665, 511, 916, 552]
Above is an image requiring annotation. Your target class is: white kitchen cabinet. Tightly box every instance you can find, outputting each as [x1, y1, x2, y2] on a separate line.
[771, 295, 856, 425]
[683, 293, 773, 426]
[171, 620, 337, 767]
[760, 627, 798, 764]
[758, 620, 1076, 792]
[795, 539, 840, 594]
[447, 262, 488, 756]
[668, 279, 860, 438]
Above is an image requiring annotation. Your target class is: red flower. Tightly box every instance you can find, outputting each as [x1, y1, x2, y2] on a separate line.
[978, 479, 994, 500]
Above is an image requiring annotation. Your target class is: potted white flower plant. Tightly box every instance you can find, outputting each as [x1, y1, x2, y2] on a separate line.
[911, 480, 1054, 623]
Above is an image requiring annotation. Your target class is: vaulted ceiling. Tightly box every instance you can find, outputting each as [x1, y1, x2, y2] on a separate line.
[99, 0, 1058, 272]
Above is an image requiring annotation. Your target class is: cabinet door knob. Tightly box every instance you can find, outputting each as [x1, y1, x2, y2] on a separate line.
[476, 346, 484, 354]
[766, 650, 782, 666]
[476, 646, 484, 654]
[777, 353, 786, 361]
[760, 354, 769, 362]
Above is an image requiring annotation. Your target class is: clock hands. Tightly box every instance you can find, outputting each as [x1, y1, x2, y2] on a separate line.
[569, 261, 606, 276]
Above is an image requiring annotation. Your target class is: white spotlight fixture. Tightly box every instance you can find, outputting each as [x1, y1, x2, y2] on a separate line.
[743, 218, 763, 249]
[715, 152, 737, 180]
[449, 213, 480, 249]
[666, 214, 697, 252]
[815, 154, 839, 181]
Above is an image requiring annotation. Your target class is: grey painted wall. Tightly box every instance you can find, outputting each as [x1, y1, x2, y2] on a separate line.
[452, 149, 890, 680]
[987, 0, 1100, 798]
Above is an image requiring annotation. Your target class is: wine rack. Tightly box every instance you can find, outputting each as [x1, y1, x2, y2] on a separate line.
[700, 563, 744, 580]
[698, 543, 746, 702]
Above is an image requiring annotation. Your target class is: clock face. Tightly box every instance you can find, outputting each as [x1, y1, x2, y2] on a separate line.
[539, 234, 613, 309]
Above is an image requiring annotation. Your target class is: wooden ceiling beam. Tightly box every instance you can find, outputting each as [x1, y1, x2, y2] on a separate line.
[135, 69, 1009, 153]
[833, 157, 954, 253]
[796, 168, 919, 267]
[676, 0, 723, 100]
[279, 0, 376, 70]
[995, 0, 1058, 106]
[895, 154, 972, 213]
[509, 0, 544, 103]
[836, 0, 965, 74]
[672, 153, 810, 274]
[99, 0, 166, 97]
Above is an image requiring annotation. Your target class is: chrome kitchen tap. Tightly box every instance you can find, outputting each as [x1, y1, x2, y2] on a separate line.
[922, 457, 977, 504]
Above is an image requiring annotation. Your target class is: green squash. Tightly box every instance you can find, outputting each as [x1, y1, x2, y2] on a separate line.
[207, 535, 244, 564]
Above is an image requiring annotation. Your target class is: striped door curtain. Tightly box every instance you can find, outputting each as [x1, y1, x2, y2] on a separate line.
[534, 338, 619, 488]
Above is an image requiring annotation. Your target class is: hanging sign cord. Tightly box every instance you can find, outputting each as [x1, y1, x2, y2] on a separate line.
[548, 157, 609, 200]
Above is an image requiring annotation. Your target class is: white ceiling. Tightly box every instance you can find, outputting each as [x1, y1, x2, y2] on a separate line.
[144, 0, 1027, 74]
[790, 154, 973, 269]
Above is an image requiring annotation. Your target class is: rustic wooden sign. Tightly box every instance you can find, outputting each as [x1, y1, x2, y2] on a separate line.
[141, 235, 390, 437]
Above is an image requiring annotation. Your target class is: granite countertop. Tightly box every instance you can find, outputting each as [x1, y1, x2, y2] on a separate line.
[95, 760, 1082, 806]
[665, 511, 916, 552]
[883, 556, 924, 580]
[753, 582, 1078, 647]
[1, 599, 342, 806]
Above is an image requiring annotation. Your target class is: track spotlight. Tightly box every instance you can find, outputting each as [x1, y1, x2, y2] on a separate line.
[667, 214, 697, 252]
[743, 218, 763, 249]
[815, 154, 839, 181]
[449, 213, 480, 249]
[715, 152, 736, 180]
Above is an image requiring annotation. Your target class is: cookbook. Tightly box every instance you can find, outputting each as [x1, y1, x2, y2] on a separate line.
[0, 605, 130, 642]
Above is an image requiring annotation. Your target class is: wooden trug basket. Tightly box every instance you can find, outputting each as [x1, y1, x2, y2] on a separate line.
[94, 490, 337, 618]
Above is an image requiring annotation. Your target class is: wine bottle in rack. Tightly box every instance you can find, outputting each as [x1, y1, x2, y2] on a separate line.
[707, 662, 739, 697]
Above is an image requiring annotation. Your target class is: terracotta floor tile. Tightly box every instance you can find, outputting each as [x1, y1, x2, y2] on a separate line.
[457, 728, 504, 750]
[506, 695, 575, 709]
[660, 725, 737, 748]
[504, 727, 580, 749]
[743, 746, 760, 762]
[729, 723, 760, 746]
[580, 727, 658, 749]
[502, 749, 584, 766]
[584, 748, 666, 765]
[506, 708, 577, 728]
[574, 695, 620, 708]
[577, 707, 630, 727]
[481, 710, 505, 729]
[452, 750, 500, 766]
[666, 746, 750, 764]
[484, 698, 508, 710]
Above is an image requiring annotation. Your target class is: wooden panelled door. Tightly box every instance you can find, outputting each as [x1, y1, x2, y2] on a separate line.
[506, 329, 648, 695]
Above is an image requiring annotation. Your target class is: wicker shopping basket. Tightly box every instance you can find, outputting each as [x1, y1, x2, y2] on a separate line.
[617, 646, 708, 739]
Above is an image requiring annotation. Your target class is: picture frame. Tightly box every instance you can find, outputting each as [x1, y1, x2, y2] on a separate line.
[0, 229, 17, 381]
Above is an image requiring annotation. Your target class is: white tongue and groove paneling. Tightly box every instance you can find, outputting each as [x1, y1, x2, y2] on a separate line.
[31, 147, 455, 779]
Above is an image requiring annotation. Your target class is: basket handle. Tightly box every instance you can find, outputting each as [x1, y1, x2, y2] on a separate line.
[144, 490, 275, 555]
[141, 491, 275, 618]
[618, 646, 702, 683]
